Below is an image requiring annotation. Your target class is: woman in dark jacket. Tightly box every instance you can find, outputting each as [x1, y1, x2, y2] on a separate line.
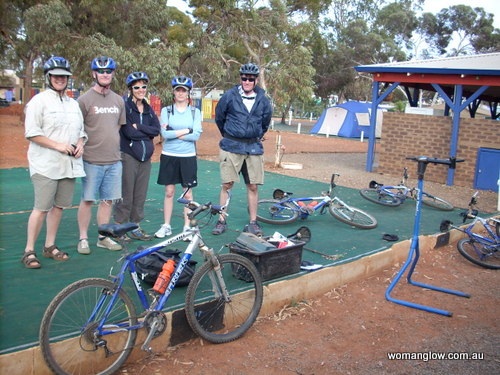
[114, 72, 160, 240]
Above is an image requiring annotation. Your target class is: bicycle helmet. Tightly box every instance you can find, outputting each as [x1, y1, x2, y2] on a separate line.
[171, 76, 193, 90]
[91, 56, 116, 71]
[126, 71, 149, 87]
[43, 56, 71, 76]
[239, 63, 260, 76]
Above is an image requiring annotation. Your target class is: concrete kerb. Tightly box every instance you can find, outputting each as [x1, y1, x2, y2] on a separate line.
[0, 231, 466, 375]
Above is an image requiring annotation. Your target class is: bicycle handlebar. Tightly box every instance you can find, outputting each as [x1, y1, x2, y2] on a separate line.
[177, 188, 231, 219]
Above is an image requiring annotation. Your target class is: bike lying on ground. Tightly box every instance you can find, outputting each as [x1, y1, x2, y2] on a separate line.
[359, 167, 454, 210]
[39, 190, 264, 375]
[440, 192, 500, 270]
[256, 173, 377, 229]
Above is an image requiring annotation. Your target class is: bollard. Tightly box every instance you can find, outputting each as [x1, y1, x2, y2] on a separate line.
[297, 123, 301, 134]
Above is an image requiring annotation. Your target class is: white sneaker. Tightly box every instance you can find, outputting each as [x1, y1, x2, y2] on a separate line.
[183, 226, 194, 242]
[77, 239, 91, 255]
[155, 224, 172, 238]
[96, 236, 122, 251]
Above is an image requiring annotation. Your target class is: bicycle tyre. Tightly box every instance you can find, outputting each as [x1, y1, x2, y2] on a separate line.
[421, 192, 454, 211]
[457, 238, 500, 270]
[328, 203, 378, 229]
[256, 199, 299, 224]
[185, 253, 263, 344]
[359, 188, 401, 207]
[39, 278, 138, 375]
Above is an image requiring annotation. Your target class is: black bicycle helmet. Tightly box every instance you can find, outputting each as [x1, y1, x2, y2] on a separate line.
[126, 72, 149, 87]
[239, 63, 260, 76]
[91, 56, 116, 71]
[43, 56, 71, 75]
[171, 76, 193, 90]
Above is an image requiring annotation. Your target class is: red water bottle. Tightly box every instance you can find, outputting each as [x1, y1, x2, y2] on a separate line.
[153, 259, 176, 294]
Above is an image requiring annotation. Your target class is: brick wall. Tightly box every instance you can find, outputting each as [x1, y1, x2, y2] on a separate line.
[378, 113, 500, 188]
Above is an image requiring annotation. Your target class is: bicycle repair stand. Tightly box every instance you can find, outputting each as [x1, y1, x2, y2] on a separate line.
[385, 156, 470, 317]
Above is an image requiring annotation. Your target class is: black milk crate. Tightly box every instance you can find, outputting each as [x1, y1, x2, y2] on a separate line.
[229, 239, 304, 282]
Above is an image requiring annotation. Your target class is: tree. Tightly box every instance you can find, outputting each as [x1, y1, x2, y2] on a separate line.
[0, 0, 72, 103]
[419, 5, 500, 56]
[188, 0, 317, 121]
[314, 0, 417, 103]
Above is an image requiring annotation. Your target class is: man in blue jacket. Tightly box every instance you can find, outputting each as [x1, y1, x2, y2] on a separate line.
[213, 63, 272, 236]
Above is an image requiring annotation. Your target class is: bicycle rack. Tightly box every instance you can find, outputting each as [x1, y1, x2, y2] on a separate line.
[385, 157, 470, 317]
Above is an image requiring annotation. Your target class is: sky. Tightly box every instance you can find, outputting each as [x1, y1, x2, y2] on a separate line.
[167, 1, 500, 28]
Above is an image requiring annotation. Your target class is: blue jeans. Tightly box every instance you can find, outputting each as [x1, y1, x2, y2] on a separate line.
[81, 161, 122, 202]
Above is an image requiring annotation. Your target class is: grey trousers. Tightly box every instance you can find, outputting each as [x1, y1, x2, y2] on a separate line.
[114, 152, 152, 224]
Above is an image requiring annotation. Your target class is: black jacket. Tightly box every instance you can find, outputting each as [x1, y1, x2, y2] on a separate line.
[120, 96, 161, 161]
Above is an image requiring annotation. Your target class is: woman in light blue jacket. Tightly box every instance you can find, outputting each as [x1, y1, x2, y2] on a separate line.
[154, 76, 202, 239]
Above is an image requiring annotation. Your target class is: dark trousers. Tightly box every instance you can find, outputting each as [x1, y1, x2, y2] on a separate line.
[114, 152, 152, 224]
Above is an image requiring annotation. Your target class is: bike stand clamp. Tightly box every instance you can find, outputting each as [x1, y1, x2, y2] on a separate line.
[385, 156, 470, 317]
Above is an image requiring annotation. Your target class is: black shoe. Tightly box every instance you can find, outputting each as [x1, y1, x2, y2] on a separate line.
[244, 221, 263, 236]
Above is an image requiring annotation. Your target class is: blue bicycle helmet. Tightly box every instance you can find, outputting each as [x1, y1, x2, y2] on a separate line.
[91, 56, 116, 71]
[126, 72, 149, 87]
[239, 63, 260, 76]
[43, 56, 71, 75]
[171, 76, 193, 90]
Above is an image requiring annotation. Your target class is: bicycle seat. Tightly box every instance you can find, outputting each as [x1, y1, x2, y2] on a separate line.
[98, 222, 139, 238]
[273, 189, 291, 199]
[369, 180, 382, 189]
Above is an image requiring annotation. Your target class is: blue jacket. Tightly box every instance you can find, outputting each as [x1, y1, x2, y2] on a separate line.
[120, 96, 161, 162]
[215, 85, 272, 155]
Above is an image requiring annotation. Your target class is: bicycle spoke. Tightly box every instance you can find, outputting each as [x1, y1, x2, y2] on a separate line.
[40, 278, 137, 375]
[185, 254, 263, 343]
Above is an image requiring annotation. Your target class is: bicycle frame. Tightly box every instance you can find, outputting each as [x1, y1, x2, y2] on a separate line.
[285, 195, 332, 216]
[87, 230, 203, 342]
[277, 173, 347, 216]
[461, 217, 499, 245]
[375, 168, 415, 201]
[88, 190, 231, 347]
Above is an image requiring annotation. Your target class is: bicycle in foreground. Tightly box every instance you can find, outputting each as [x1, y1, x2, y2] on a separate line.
[359, 167, 454, 210]
[256, 173, 377, 229]
[440, 192, 500, 270]
[39, 190, 264, 375]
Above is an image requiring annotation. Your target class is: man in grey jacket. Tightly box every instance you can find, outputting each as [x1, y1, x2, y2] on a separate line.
[213, 63, 272, 236]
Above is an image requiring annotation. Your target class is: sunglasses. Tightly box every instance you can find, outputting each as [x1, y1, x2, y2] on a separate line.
[96, 69, 113, 74]
[241, 77, 256, 82]
[132, 85, 147, 90]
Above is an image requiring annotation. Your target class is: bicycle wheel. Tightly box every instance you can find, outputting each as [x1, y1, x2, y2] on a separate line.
[39, 278, 138, 375]
[328, 203, 378, 229]
[256, 199, 299, 224]
[359, 188, 401, 207]
[457, 238, 500, 269]
[185, 253, 263, 344]
[421, 192, 454, 211]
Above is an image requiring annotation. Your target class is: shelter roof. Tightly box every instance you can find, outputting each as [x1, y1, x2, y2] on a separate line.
[355, 53, 500, 103]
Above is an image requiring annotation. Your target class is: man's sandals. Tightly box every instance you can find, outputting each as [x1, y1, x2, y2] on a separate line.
[22, 246, 69, 269]
[43, 245, 69, 261]
[21, 251, 41, 269]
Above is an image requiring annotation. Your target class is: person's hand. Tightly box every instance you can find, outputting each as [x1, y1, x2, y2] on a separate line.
[72, 143, 84, 158]
[56, 142, 75, 156]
